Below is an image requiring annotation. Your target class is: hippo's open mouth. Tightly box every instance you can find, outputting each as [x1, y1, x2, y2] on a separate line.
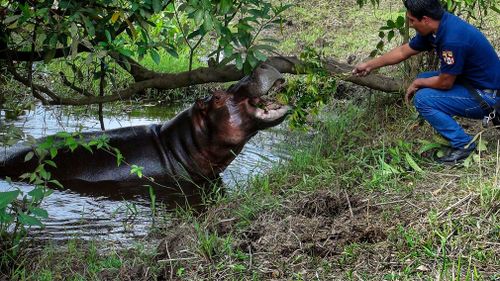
[250, 78, 291, 122]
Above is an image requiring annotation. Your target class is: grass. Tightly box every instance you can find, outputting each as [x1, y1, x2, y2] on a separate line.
[278, 0, 405, 59]
[13, 239, 160, 281]
[139, 97, 497, 279]
[1, 0, 499, 280]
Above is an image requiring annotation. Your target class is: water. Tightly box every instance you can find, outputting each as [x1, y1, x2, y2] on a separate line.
[0, 104, 292, 244]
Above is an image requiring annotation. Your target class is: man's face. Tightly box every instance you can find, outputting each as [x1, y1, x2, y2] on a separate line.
[407, 11, 433, 36]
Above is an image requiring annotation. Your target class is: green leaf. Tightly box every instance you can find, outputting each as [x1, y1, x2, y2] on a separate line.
[418, 142, 443, 154]
[252, 49, 267, 62]
[187, 29, 201, 40]
[472, 153, 480, 163]
[50, 147, 58, 158]
[28, 187, 45, 201]
[49, 180, 64, 189]
[491, 5, 500, 14]
[387, 30, 395, 42]
[19, 213, 43, 227]
[220, 0, 233, 14]
[405, 153, 423, 173]
[105, 30, 113, 43]
[260, 38, 280, 44]
[65, 138, 78, 152]
[44, 160, 57, 168]
[194, 10, 204, 24]
[0, 209, 14, 224]
[130, 165, 144, 178]
[463, 154, 472, 167]
[150, 49, 161, 65]
[235, 54, 243, 69]
[24, 151, 34, 162]
[166, 47, 178, 58]
[80, 143, 93, 153]
[115, 149, 124, 166]
[44, 49, 56, 63]
[0, 191, 20, 209]
[246, 54, 258, 68]
[476, 139, 487, 152]
[4, 15, 21, 25]
[29, 207, 49, 219]
[396, 15, 405, 27]
[223, 44, 234, 57]
[376, 40, 384, 50]
[203, 14, 213, 31]
[81, 15, 95, 37]
[152, 0, 162, 13]
[56, 131, 71, 138]
[380, 160, 399, 175]
[120, 48, 135, 57]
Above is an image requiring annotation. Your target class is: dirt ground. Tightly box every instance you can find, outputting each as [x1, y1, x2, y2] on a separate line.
[155, 189, 401, 280]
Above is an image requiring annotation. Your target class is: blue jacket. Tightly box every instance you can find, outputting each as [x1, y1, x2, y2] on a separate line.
[409, 12, 500, 90]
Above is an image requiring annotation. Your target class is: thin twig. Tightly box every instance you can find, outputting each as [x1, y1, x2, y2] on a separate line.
[165, 241, 174, 280]
[158, 257, 197, 263]
[344, 189, 354, 218]
[59, 71, 93, 97]
[437, 193, 475, 219]
[248, 244, 253, 272]
[370, 200, 406, 207]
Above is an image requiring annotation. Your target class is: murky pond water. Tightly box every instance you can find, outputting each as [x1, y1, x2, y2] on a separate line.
[0, 104, 294, 245]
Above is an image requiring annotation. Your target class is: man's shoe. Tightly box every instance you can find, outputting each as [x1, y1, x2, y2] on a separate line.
[437, 144, 476, 164]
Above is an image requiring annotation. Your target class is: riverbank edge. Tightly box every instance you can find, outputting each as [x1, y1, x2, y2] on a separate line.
[7, 96, 499, 280]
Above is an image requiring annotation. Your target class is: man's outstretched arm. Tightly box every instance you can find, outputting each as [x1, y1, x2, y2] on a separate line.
[352, 43, 420, 76]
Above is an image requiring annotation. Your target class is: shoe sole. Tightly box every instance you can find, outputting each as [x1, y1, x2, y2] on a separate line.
[437, 159, 464, 166]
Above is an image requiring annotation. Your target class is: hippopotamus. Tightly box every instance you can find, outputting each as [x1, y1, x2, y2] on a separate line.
[0, 64, 289, 200]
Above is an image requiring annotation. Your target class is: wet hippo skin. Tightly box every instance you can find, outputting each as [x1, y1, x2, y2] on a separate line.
[0, 64, 290, 199]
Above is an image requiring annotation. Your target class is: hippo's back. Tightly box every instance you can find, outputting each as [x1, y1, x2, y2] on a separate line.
[0, 125, 169, 185]
[0, 142, 38, 178]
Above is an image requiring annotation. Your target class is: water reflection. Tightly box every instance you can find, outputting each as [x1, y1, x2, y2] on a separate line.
[0, 104, 292, 244]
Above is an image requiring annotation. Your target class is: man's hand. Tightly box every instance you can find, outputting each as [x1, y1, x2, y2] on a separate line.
[352, 62, 372, 77]
[405, 81, 419, 106]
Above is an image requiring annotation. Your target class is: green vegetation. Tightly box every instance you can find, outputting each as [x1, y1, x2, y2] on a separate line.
[0, 0, 292, 105]
[1, 0, 499, 280]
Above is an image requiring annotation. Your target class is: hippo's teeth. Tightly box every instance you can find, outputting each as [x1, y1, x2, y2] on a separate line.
[255, 105, 290, 121]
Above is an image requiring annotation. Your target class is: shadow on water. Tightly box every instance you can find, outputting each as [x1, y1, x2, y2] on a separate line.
[0, 104, 295, 244]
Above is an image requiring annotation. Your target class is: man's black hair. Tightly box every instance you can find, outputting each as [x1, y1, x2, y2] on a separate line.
[404, 0, 445, 20]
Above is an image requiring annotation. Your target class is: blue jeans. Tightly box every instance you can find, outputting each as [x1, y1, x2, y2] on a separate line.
[413, 71, 500, 149]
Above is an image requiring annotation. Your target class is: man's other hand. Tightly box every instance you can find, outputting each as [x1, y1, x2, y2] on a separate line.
[405, 82, 419, 106]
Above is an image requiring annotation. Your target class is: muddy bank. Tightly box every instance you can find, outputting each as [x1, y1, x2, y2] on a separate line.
[156, 189, 394, 280]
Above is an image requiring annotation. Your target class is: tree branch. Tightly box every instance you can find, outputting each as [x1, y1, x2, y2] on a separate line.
[0, 45, 91, 61]
[59, 71, 94, 97]
[108, 52, 158, 81]
[8, 66, 61, 104]
[39, 56, 404, 106]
